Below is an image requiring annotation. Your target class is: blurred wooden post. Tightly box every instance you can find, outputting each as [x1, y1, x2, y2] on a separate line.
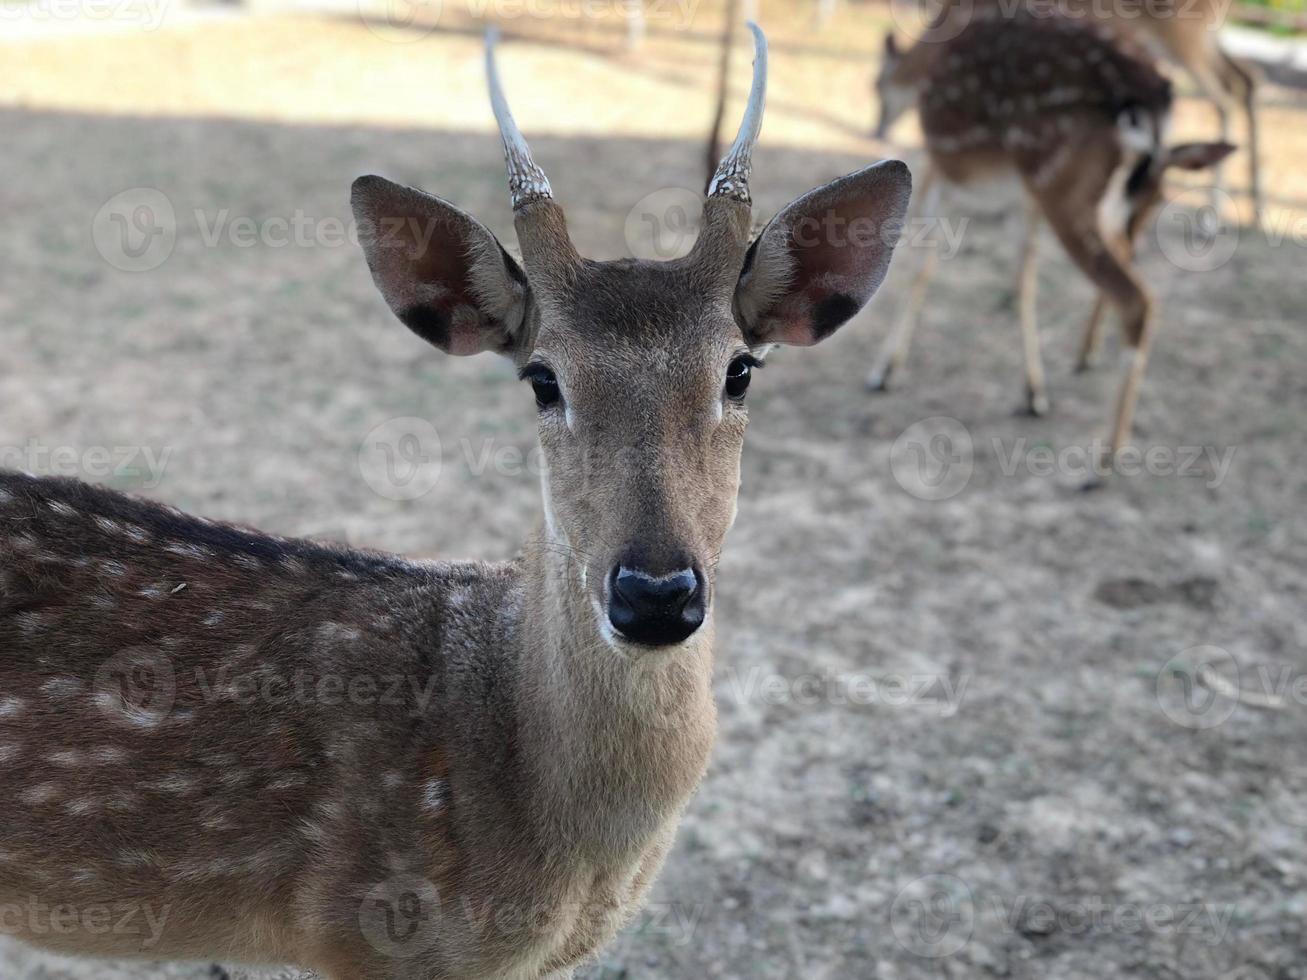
[705, 0, 742, 190]
[625, 0, 646, 51]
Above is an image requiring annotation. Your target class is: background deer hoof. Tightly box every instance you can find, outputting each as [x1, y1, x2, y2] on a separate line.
[865, 369, 895, 393]
[1020, 390, 1051, 417]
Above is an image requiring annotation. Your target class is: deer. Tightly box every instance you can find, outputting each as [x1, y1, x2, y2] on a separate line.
[865, 13, 1233, 462]
[0, 23, 912, 980]
[873, 0, 1262, 217]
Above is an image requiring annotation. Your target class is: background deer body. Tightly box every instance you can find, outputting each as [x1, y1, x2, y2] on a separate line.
[868, 15, 1232, 455]
[874, 0, 1262, 215]
[0, 25, 912, 980]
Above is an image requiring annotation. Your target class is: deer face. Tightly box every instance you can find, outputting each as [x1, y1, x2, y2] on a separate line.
[351, 26, 911, 648]
[873, 33, 915, 141]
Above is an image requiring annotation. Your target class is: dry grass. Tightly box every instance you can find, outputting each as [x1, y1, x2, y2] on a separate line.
[2, 6, 1307, 979]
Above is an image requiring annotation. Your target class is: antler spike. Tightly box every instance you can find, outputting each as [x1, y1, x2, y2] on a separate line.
[485, 27, 553, 210]
[706, 21, 768, 204]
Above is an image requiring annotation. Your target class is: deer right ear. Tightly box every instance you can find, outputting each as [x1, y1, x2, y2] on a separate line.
[351, 175, 528, 356]
[732, 160, 912, 347]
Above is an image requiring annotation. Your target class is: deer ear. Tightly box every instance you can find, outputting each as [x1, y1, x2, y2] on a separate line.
[351, 175, 528, 356]
[1162, 142, 1237, 172]
[733, 160, 912, 347]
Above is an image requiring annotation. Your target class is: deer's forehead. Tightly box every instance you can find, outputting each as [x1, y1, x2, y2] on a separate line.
[535, 266, 741, 374]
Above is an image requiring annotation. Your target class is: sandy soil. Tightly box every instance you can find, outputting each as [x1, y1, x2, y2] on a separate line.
[2, 6, 1307, 978]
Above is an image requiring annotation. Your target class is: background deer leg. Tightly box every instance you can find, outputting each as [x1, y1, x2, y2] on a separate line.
[1035, 189, 1152, 470]
[1016, 196, 1049, 415]
[1219, 48, 1263, 220]
[1074, 294, 1108, 373]
[867, 166, 941, 391]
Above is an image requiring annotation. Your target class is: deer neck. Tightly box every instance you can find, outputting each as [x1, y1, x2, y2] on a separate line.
[510, 519, 717, 859]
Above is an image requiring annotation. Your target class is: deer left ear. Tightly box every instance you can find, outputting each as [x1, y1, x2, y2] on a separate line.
[1162, 141, 1237, 171]
[734, 160, 912, 347]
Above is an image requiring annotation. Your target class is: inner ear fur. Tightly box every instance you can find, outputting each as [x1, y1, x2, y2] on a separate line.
[351, 175, 528, 356]
[734, 159, 912, 347]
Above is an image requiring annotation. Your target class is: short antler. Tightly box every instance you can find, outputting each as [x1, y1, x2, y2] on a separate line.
[690, 21, 768, 290]
[485, 28, 580, 286]
[706, 21, 768, 205]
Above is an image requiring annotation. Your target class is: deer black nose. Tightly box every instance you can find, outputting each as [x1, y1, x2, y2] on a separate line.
[606, 564, 706, 647]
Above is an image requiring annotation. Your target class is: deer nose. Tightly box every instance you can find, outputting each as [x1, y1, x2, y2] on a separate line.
[606, 564, 706, 647]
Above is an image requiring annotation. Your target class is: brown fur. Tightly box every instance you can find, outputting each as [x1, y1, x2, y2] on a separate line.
[1, 40, 911, 976]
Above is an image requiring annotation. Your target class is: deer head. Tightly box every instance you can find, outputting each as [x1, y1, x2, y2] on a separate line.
[873, 33, 917, 141]
[351, 24, 911, 650]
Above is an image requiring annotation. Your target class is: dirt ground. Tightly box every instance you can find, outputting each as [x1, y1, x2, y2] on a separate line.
[3, 4, 1307, 978]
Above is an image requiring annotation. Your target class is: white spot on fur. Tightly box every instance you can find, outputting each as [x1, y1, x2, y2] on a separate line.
[41, 677, 83, 698]
[99, 559, 127, 577]
[65, 798, 101, 817]
[89, 745, 130, 765]
[0, 744, 21, 764]
[422, 778, 449, 814]
[267, 774, 309, 792]
[0, 696, 26, 718]
[94, 517, 122, 535]
[47, 500, 77, 518]
[20, 783, 60, 805]
[203, 611, 224, 627]
[47, 749, 87, 767]
[143, 773, 200, 795]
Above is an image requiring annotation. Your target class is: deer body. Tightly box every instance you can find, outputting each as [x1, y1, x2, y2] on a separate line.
[868, 15, 1231, 456]
[875, 0, 1262, 215]
[1, 25, 912, 979]
[0, 471, 705, 978]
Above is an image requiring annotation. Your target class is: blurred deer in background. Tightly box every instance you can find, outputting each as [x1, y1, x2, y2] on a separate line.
[0, 23, 912, 980]
[866, 14, 1232, 459]
[874, 0, 1262, 216]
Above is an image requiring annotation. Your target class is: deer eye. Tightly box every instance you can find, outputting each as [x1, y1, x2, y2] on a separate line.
[724, 356, 756, 401]
[522, 364, 561, 410]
